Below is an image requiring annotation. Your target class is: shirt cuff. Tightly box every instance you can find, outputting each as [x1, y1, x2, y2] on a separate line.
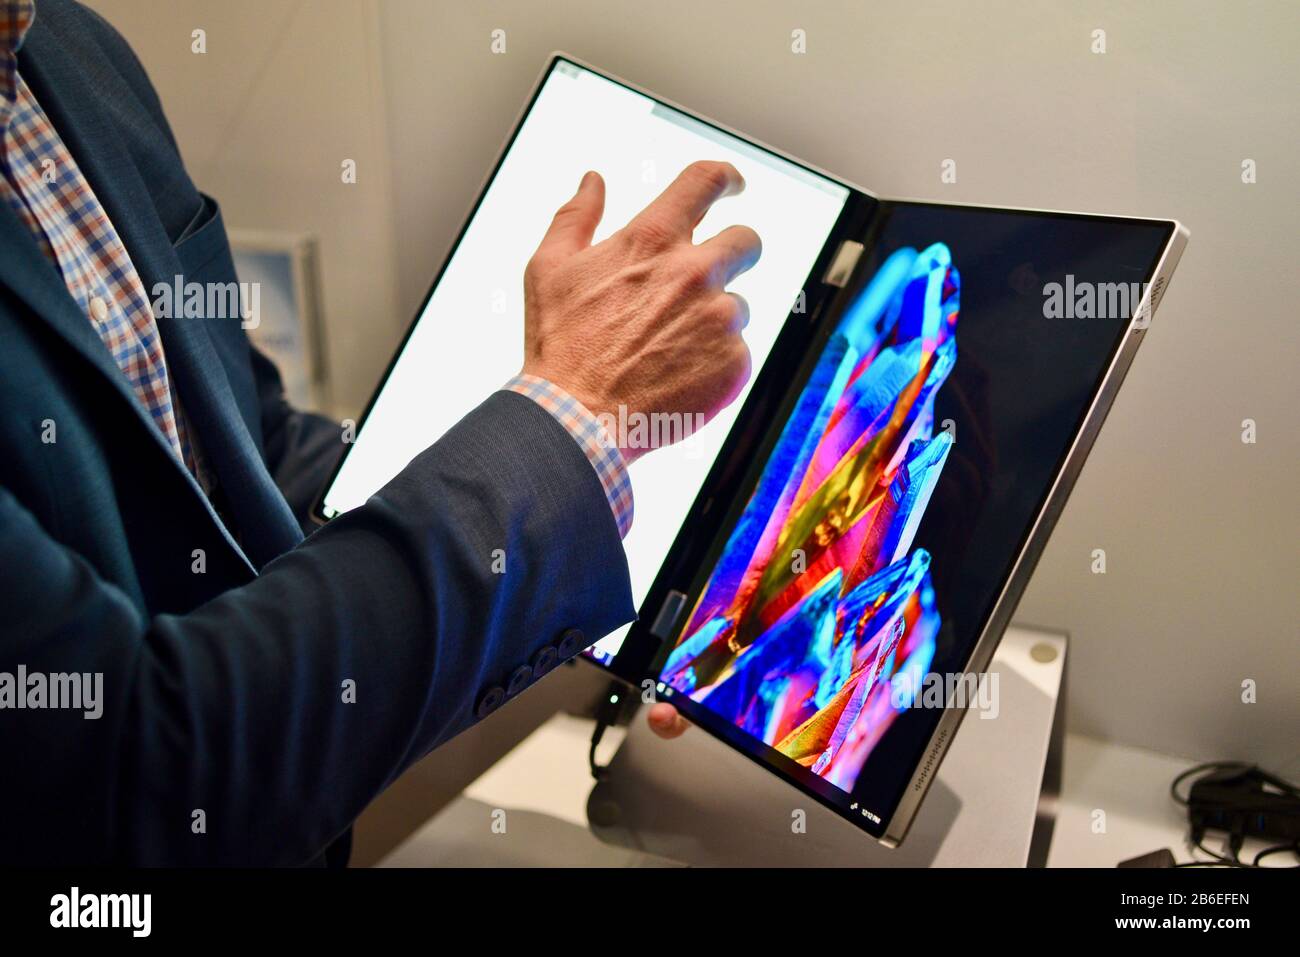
[504, 374, 633, 538]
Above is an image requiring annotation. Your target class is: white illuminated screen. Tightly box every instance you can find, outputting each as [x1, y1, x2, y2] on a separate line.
[322, 61, 849, 661]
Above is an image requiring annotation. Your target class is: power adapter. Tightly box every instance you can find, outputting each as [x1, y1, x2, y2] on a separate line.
[1186, 765, 1300, 845]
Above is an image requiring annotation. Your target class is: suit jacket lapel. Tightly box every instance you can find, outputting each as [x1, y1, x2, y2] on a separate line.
[0, 198, 148, 413]
[15, 23, 302, 568]
[0, 200, 261, 579]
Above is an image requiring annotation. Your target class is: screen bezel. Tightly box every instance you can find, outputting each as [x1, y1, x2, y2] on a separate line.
[310, 52, 864, 526]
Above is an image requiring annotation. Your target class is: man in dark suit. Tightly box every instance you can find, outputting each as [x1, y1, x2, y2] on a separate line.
[0, 0, 752, 864]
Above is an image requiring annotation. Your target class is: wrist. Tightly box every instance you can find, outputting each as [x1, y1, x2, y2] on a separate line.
[505, 374, 636, 538]
[517, 365, 642, 464]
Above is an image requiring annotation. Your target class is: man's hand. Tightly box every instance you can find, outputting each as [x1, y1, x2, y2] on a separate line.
[522, 161, 761, 463]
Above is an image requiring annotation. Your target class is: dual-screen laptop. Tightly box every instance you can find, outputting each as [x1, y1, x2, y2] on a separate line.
[311, 55, 1187, 847]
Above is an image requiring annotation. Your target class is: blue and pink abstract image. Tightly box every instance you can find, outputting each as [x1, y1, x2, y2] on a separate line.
[659, 243, 960, 793]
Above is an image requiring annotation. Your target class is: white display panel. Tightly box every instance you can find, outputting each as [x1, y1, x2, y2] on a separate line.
[321, 61, 849, 660]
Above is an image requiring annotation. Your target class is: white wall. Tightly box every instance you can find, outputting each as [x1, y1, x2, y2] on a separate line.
[90, 0, 1297, 768]
[86, 0, 402, 419]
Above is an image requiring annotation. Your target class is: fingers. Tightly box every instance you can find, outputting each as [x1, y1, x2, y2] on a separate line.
[646, 702, 691, 739]
[535, 170, 606, 258]
[631, 160, 745, 243]
[719, 291, 749, 331]
[696, 223, 762, 285]
[722, 337, 753, 405]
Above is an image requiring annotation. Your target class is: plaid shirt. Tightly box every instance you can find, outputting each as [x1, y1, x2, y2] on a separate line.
[0, 0, 197, 473]
[505, 374, 633, 537]
[1, 0, 632, 536]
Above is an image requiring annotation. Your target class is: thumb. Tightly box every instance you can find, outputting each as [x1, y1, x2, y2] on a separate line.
[536, 170, 605, 257]
[646, 702, 691, 739]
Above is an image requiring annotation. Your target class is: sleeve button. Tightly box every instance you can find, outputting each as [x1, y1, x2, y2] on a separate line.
[531, 645, 559, 678]
[556, 628, 586, 659]
[475, 685, 506, 720]
[505, 664, 533, 697]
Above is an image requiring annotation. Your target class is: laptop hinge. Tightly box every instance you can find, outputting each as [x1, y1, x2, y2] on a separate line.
[822, 239, 864, 287]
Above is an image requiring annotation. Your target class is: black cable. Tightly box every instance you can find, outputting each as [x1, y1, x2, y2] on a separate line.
[1252, 841, 1300, 868]
[1166, 761, 1300, 869]
[588, 725, 608, 781]
[1171, 761, 1300, 806]
[1190, 834, 1247, 868]
[1120, 762, 1299, 868]
[1169, 761, 1251, 806]
[588, 680, 628, 782]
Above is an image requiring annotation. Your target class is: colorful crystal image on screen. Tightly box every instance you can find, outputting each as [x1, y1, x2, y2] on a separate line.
[659, 243, 959, 793]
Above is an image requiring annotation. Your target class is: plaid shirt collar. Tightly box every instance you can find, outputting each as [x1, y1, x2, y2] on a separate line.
[0, 0, 33, 129]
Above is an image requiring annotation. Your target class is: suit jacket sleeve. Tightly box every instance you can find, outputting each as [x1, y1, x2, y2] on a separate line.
[0, 390, 636, 865]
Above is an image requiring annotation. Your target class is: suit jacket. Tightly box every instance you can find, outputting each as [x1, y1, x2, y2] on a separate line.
[0, 0, 635, 865]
